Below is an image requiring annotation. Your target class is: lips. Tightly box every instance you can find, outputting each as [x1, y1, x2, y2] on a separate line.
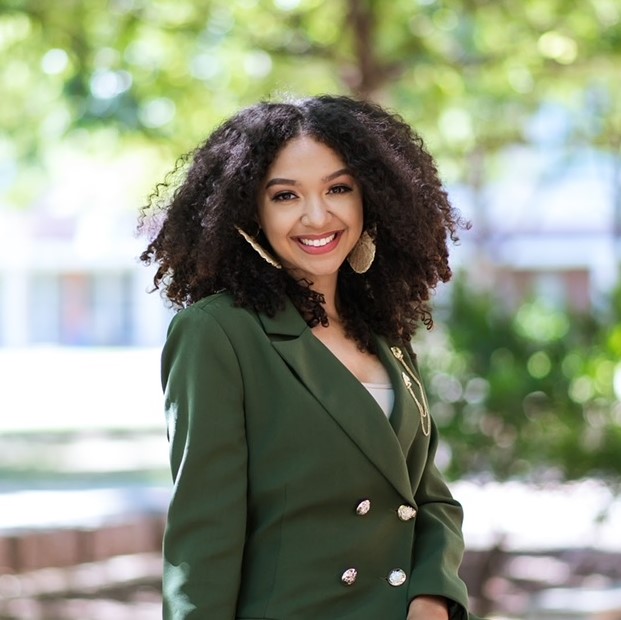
[294, 231, 342, 254]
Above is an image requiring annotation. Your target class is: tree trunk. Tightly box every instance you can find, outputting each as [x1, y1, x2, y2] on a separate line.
[344, 0, 384, 100]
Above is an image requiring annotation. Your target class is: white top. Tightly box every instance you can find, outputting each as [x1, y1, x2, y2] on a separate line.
[361, 382, 394, 418]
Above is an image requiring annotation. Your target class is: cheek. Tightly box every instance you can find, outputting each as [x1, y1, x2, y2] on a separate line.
[259, 206, 287, 242]
[257, 203, 275, 234]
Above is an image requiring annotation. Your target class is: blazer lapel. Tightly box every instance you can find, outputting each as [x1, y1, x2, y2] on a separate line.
[258, 300, 415, 504]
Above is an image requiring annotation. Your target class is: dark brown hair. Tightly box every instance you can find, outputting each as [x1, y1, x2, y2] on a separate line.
[139, 95, 467, 351]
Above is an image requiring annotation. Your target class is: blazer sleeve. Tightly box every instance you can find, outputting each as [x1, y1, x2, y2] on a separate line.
[407, 415, 475, 620]
[161, 306, 248, 620]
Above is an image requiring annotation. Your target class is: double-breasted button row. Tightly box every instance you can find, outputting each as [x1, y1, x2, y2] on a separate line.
[344, 500, 411, 588]
[354, 500, 416, 521]
[341, 567, 407, 587]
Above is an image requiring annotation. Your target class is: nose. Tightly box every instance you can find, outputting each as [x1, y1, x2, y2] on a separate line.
[301, 194, 331, 228]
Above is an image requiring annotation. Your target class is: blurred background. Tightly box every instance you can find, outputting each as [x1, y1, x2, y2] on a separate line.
[0, 0, 620, 618]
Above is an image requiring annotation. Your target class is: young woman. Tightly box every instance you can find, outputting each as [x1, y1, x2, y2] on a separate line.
[140, 95, 481, 620]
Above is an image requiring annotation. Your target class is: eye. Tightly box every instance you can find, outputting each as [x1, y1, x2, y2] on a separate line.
[272, 191, 298, 202]
[329, 184, 353, 195]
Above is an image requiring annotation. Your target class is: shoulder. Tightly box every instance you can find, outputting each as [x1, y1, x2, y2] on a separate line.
[160, 295, 249, 399]
[167, 292, 259, 335]
[162, 293, 255, 379]
[167, 293, 263, 343]
[161, 293, 274, 388]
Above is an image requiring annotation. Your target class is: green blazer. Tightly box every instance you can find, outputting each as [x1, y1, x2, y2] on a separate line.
[161, 293, 477, 620]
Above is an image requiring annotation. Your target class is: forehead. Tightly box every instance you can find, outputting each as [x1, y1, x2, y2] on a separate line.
[267, 136, 346, 176]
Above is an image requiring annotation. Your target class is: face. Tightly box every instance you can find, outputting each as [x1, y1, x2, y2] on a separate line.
[258, 136, 364, 289]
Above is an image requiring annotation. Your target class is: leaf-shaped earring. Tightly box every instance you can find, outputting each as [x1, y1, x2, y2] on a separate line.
[236, 227, 282, 269]
[347, 230, 376, 274]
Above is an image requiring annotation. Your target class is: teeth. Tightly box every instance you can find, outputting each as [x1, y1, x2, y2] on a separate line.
[299, 233, 336, 247]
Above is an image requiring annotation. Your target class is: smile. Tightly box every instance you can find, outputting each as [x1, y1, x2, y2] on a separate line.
[294, 231, 342, 255]
[299, 233, 337, 247]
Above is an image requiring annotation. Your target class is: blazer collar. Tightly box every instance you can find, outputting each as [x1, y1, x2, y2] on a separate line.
[258, 298, 418, 503]
[257, 297, 308, 337]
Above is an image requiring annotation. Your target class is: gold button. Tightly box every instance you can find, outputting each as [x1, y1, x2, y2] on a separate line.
[355, 499, 371, 515]
[397, 505, 417, 521]
[387, 568, 407, 587]
[341, 568, 358, 585]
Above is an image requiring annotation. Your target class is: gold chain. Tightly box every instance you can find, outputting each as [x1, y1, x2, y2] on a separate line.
[391, 347, 431, 437]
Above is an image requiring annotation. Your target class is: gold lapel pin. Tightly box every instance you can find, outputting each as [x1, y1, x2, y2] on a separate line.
[392, 347, 431, 437]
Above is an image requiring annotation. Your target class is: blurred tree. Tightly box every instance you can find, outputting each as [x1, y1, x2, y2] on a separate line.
[417, 275, 621, 483]
[0, 0, 619, 206]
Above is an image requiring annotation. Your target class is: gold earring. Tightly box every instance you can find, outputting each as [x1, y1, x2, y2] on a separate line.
[347, 230, 376, 273]
[236, 227, 282, 269]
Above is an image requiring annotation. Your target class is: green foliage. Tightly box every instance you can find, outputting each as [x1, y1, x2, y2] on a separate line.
[1, 0, 619, 208]
[417, 276, 621, 482]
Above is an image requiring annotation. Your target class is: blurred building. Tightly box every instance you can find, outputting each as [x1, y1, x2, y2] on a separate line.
[0, 207, 170, 347]
[0, 143, 174, 348]
[450, 145, 618, 313]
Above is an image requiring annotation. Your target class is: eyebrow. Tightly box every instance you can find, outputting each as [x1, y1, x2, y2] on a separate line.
[265, 168, 353, 189]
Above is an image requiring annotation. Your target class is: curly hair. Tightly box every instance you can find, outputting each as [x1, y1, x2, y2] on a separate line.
[139, 94, 467, 352]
